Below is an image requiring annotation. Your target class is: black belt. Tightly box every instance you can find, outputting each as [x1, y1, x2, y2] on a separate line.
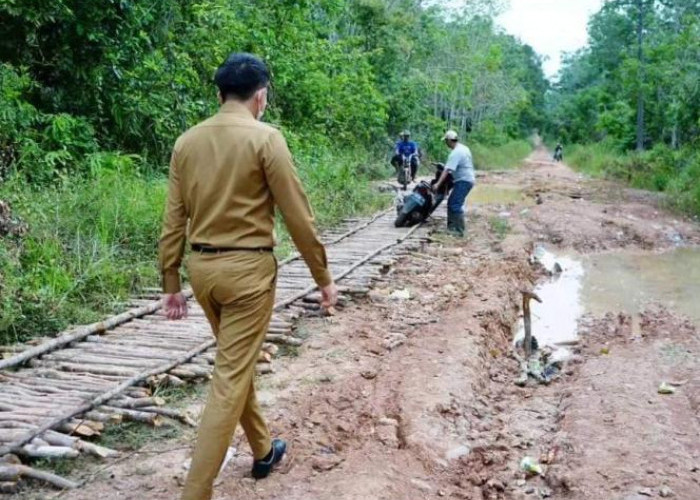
[191, 244, 273, 254]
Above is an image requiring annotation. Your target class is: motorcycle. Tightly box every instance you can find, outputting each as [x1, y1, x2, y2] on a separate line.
[394, 163, 454, 228]
[394, 180, 434, 227]
[396, 154, 413, 191]
[553, 149, 563, 162]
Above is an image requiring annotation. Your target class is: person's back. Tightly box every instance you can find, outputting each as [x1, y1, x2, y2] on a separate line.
[446, 142, 475, 184]
[173, 104, 302, 250]
[160, 53, 337, 500]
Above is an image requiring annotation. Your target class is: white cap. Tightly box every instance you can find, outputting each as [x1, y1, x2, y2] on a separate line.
[443, 130, 458, 141]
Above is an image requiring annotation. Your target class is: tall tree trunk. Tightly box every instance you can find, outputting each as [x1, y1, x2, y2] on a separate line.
[636, 0, 646, 151]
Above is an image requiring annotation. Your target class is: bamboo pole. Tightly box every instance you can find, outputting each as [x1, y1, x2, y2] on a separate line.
[0, 296, 192, 371]
[0, 464, 79, 490]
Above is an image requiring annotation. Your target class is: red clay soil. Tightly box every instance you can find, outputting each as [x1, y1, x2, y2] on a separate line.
[20, 148, 700, 500]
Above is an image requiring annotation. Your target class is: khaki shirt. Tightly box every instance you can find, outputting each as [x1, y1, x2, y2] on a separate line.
[159, 101, 332, 293]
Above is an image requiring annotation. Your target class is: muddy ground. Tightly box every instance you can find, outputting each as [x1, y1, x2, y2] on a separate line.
[20, 147, 700, 499]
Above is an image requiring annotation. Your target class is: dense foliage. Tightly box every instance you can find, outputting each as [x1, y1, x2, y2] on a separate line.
[547, 0, 700, 215]
[0, 0, 545, 343]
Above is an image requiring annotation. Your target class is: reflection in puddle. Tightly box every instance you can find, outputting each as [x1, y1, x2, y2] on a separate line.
[581, 248, 700, 327]
[516, 246, 700, 349]
[515, 253, 585, 348]
[468, 185, 531, 206]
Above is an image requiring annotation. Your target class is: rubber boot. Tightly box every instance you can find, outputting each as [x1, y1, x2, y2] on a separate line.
[446, 211, 462, 237]
[455, 213, 466, 237]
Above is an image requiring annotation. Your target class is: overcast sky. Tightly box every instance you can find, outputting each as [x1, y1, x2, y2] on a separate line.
[495, 0, 605, 79]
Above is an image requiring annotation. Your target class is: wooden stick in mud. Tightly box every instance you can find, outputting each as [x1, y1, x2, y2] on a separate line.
[0, 463, 79, 490]
[521, 290, 542, 358]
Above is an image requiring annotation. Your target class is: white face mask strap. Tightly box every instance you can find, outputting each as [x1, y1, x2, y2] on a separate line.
[256, 87, 267, 120]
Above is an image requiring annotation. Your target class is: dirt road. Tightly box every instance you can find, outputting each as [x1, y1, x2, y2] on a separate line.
[39, 147, 700, 500]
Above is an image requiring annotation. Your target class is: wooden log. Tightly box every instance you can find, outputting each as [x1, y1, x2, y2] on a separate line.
[196, 351, 216, 364]
[256, 363, 274, 375]
[111, 396, 165, 409]
[10, 369, 123, 385]
[83, 410, 123, 424]
[124, 387, 152, 398]
[20, 444, 80, 459]
[265, 334, 303, 347]
[138, 407, 197, 427]
[0, 482, 17, 494]
[65, 345, 178, 361]
[57, 421, 101, 438]
[0, 464, 79, 490]
[42, 430, 118, 459]
[27, 359, 139, 377]
[99, 406, 163, 426]
[0, 296, 192, 370]
[261, 343, 279, 356]
[146, 373, 185, 388]
[0, 430, 28, 443]
[82, 336, 199, 351]
[0, 422, 33, 430]
[0, 380, 97, 398]
[170, 363, 211, 379]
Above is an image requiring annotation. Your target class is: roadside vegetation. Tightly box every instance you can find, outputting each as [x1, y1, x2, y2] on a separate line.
[547, 1, 700, 216]
[0, 0, 546, 344]
[472, 139, 533, 171]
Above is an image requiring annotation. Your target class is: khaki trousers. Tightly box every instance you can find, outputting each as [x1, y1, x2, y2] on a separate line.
[181, 251, 277, 500]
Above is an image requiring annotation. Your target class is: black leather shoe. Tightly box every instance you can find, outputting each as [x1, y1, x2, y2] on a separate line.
[251, 438, 287, 479]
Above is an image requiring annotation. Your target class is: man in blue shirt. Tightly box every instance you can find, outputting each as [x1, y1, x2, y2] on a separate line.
[391, 130, 420, 181]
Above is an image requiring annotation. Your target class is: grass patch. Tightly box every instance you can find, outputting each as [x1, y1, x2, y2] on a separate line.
[100, 421, 183, 452]
[31, 455, 95, 482]
[471, 140, 532, 171]
[152, 382, 206, 407]
[488, 216, 511, 240]
[566, 142, 700, 217]
[0, 167, 165, 345]
[0, 142, 391, 345]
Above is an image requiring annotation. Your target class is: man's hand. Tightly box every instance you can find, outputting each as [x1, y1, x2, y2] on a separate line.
[320, 282, 338, 311]
[163, 292, 188, 320]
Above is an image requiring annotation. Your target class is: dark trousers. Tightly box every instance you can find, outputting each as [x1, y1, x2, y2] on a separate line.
[447, 181, 474, 215]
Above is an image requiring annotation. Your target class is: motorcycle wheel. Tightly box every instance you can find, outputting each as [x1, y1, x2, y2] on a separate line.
[394, 212, 409, 228]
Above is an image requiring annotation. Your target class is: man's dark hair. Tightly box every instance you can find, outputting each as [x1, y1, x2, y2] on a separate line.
[214, 53, 270, 101]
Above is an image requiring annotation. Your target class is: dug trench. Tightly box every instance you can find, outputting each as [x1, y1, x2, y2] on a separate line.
[26, 148, 700, 500]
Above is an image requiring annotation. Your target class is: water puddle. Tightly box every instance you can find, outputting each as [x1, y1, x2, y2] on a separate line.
[581, 248, 700, 327]
[515, 246, 700, 350]
[468, 185, 532, 206]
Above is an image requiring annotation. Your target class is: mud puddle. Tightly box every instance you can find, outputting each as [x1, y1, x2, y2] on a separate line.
[517, 246, 700, 349]
[581, 247, 700, 327]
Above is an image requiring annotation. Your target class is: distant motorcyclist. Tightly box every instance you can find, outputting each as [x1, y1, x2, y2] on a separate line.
[554, 143, 563, 162]
[390, 130, 420, 181]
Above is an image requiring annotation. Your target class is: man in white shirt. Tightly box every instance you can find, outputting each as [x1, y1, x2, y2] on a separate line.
[432, 130, 475, 237]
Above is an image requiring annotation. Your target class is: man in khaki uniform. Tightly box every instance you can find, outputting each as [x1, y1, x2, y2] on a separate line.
[159, 53, 338, 500]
